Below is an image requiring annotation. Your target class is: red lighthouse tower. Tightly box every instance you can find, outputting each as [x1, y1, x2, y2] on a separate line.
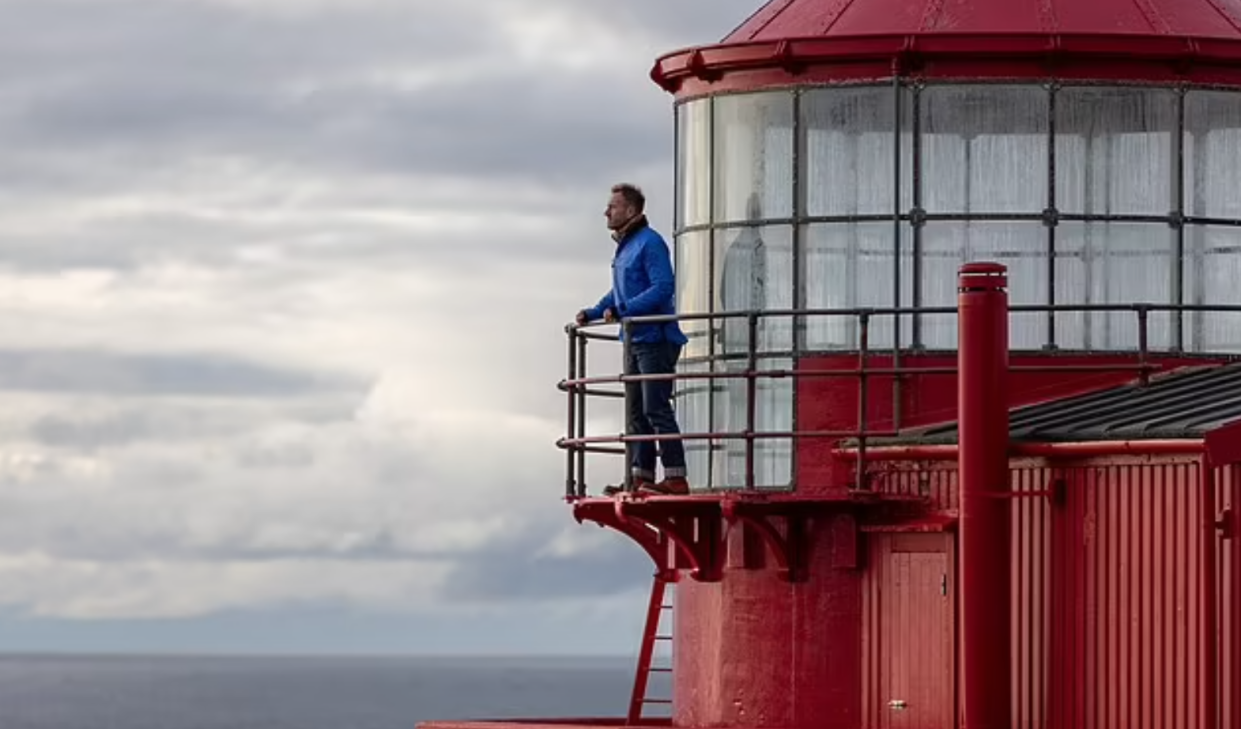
[423, 0, 1241, 727]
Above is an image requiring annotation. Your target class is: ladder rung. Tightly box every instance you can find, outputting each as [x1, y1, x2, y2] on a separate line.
[648, 667, 672, 673]
[660, 604, 673, 610]
[655, 634, 673, 640]
[641, 699, 673, 705]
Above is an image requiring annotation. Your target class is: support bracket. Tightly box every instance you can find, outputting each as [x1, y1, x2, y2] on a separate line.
[573, 498, 725, 582]
[722, 501, 808, 582]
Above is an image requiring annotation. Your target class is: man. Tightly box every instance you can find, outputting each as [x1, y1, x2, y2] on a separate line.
[576, 183, 689, 496]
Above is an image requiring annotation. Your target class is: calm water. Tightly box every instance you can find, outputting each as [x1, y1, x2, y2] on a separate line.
[0, 655, 639, 729]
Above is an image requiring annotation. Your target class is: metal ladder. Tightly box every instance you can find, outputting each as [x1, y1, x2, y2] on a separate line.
[627, 575, 675, 724]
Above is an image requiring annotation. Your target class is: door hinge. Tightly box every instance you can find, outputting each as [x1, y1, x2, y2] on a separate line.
[940, 573, 947, 596]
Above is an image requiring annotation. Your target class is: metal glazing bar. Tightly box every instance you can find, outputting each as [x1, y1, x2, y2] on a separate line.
[673, 100, 682, 233]
[1047, 82, 1058, 349]
[791, 87, 803, 487]
[1184, 215, 1241, 227]
[706, 95, 717, 492]
[671, 209, 1241, 236]
[892, 76, 905, 430]
[1174, 87, 1187, 352]
[911, 83, 924, 348]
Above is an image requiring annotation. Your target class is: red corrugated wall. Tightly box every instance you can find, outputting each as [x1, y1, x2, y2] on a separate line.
[865, 454, 1230, 728]
[1217, 463, 1239, 729]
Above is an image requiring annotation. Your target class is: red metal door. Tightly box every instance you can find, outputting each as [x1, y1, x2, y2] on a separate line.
[876, 533, 955, 729]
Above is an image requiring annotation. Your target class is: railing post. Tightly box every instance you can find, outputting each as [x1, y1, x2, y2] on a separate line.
[857, 311, 870, 490]
[1137, 305, 1150, 387]
[746, 312, 758, 491]
[957, 262, 1011, 729]
[576, 334, 589, 498]
[623, 319, 634, 493]
[565, 325, 578, 499]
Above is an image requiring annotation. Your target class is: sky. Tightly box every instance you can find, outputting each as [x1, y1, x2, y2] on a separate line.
[0, 0, 760, 656]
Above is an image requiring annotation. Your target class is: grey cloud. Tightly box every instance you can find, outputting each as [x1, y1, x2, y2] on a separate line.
[0, 1, 514, 193]
[0, 0, 682, 276]
[0, 197, 611, 273]
[553, 0, 768, 43]
[440, 521, 652, 602]
[27, 397, 354, 448]
[31, 410, 168, 449]
[0, 0, 754, 198]
[0, 349, 362, 398]
[318, 74, 668, 183]
[3, 65, 669, 189]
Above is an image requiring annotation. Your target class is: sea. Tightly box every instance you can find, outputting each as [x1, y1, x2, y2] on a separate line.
[0, 654, 654, 729]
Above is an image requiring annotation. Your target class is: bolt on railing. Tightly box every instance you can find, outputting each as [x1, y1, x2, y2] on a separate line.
[557, 303, 1241, 500]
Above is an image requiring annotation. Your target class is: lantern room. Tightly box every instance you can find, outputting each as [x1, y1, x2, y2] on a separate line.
[655, 0, 1241, 493]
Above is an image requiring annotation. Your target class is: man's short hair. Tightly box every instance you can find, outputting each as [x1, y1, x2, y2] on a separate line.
[611, 183, 646, 213]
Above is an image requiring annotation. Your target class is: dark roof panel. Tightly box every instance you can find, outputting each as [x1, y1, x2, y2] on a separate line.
[883, 364, 1241, 445]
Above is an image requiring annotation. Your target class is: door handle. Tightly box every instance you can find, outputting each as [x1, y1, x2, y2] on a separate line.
[888, 699, 908, 711]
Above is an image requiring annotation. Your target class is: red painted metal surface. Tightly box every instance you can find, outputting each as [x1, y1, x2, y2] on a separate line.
[1223, 464, 1241, 729]
[651, 0, 1241, 95]
[726, 0, 1241, 39]
[1207, 419, 1241, 467]
[796, 352, 1219, 492]
[1203, 456, 1219, 729]
[1046, 457, 1210, 729]
[862, 533, 955, 729]
[842, 440, 1207, 463]
[957, 263, 1011, 729]
[672, 513, 864, 729]
[866, 454, 1223, 728]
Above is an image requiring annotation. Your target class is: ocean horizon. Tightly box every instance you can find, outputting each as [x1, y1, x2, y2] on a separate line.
[0, 652, 659, 729]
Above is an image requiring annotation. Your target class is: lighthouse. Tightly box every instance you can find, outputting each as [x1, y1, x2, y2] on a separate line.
[422, 0, 1241, 727]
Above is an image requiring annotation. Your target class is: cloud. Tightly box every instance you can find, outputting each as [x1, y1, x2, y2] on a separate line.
[440, 521, 653, 603]
[0, 0, 744, 647]
[0, 348, 359, 397]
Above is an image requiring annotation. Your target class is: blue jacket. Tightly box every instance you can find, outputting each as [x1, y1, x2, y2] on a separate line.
[583, 220, 688, 345]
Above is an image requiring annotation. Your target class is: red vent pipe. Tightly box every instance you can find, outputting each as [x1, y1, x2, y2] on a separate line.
[957, 262, 1012, 729]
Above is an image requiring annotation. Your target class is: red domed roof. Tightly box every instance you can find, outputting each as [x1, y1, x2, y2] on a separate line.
[652, 0, 1241, 95]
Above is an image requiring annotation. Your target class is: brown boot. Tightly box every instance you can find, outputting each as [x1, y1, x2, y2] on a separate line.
[602, 477, 655, 497]
[639, 477, 690, 496]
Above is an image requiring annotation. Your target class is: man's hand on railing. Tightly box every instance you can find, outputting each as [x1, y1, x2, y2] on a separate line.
[575, 308, 618, 326]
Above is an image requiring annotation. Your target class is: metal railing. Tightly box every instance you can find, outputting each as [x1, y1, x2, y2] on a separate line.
[556, 304, 1241, 499]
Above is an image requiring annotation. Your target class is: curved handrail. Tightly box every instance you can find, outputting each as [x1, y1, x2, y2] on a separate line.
[557, 303, 1241, 499]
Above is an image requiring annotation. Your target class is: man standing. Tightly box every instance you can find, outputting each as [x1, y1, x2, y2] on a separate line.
[576, 183, 689, 496]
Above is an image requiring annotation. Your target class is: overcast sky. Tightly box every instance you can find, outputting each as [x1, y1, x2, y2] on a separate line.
[0, 0, 759, 656]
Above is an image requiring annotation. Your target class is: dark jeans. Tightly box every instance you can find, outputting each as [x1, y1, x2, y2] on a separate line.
[626, 341, 686, 481]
